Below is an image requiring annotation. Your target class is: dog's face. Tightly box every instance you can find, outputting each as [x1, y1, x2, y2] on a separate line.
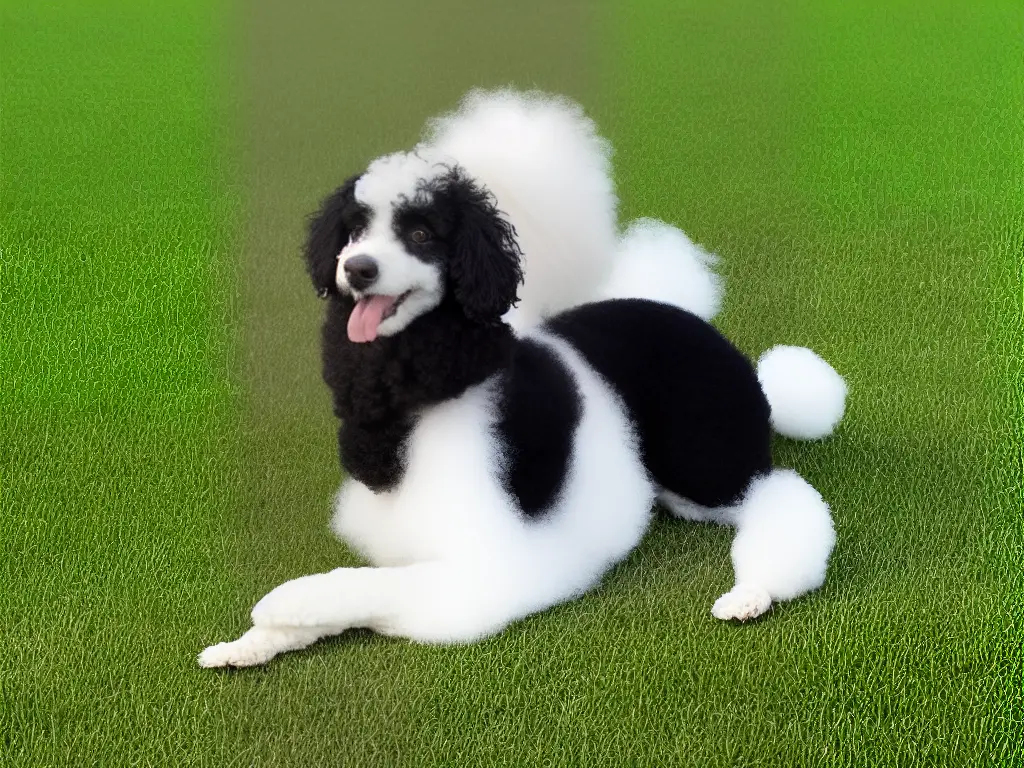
[304, 152, 523, 343]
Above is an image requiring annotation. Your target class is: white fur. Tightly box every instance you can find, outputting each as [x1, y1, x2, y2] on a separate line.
[714, 469, 836, 618]
[601, 218, 723, 321]
[354, 152, 446, 210]
[757, 345, 848, 440]
[424, 92, 726, 328]
[423, 89, 619, 327]
[664, 469, 836, 622]
[659, 489, 737, 525]
[199, 333, 837, 667]
[337, 153, 447, 336]
[346, 92, 724, 334]
[199, 333, 656, 665]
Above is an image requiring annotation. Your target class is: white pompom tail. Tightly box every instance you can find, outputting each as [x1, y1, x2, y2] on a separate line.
[600, 218, 723, 321]
[756, 345, 848, 440]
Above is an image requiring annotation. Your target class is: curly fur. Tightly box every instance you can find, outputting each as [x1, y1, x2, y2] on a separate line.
[305, 175, 360, 298]
[200, 150, 843, 667]
[198, 95, 847, 668]
[305, 89, 726, 331]
[323, 295, 514, 491]
[423, 88, 617, 324]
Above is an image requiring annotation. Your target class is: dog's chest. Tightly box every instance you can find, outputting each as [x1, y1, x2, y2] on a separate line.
[337, 419, 412, 493]
[334, 483, 448, 566]
[332, 383, 523, 566]
[325, 305, 518, 494]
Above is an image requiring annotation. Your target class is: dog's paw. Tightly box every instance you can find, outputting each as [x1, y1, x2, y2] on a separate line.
[711, 584, 772, 621]
[198, 626, 322, 668]
[250, 573, 337, 628]
[198, 631, 279, 668]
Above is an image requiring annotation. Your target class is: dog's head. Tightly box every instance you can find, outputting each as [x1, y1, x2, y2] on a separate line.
[304, 152, 523, 343]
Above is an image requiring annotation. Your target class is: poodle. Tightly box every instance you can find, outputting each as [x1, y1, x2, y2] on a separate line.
[198, 153, 846, 668]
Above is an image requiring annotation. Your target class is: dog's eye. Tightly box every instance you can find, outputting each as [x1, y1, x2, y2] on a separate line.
[410, 229, 431, 244]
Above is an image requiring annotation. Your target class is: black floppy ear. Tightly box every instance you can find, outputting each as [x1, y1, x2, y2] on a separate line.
[449, 179, 524, 322]
[304, 174, 360, 298]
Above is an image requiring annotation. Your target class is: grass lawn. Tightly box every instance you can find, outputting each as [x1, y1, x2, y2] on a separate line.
[3, 0, 1020, 765]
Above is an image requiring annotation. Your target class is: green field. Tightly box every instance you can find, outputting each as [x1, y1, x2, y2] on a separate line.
[3, 0, 1021, 765]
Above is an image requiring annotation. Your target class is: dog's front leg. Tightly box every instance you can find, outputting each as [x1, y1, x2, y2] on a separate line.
[197, 624, 325, 668]
[199, 561, 514, 667]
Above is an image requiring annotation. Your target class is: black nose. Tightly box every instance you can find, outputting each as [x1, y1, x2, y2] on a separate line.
[343, 255, 379, 292]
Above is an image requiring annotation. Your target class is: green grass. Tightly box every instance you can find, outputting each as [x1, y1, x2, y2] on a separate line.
[3, 0, 1021, 765]
[1, 0, 238, 762]
[602, 3, 1023, 762]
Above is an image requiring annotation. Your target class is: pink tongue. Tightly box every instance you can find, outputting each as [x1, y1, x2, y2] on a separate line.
[347, 295, 398, 343]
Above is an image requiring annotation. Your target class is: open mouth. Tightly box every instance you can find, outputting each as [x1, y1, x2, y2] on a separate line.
[347, 290, 413, 343]
[382, 290, 411, 320]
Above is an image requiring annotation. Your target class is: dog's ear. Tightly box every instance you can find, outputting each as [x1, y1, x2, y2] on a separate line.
[304, 175, 361, 298]
[448, 178, 524, 322]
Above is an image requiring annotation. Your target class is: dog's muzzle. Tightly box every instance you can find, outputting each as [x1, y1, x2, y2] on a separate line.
[343, 255, 379, 292]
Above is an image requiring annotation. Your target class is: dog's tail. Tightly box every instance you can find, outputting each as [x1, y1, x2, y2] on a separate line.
[423, 89, 618, 326]
[599, 218, 723, 321]
[756, 346, 848, 440]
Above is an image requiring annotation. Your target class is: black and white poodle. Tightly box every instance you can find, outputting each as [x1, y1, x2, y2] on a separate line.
[199, 148, 847, 668]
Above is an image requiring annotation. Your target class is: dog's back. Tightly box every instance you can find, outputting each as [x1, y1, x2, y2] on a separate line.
[546, 299, 772, 508]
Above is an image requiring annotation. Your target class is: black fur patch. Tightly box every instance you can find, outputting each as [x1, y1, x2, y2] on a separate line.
[305, 162, 526, 492]
[303, 175, 367, 298]
[322, 296, 515, 492]
[494, 339, 582, 518]
[546, 299, 772, 508]
[427, 167, 524, 323]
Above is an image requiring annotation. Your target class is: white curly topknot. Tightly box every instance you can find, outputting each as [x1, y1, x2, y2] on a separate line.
[756, 346, 848, 440]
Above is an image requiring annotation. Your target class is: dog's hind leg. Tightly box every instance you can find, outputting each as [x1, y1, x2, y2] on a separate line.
[711, 469, 836, 621]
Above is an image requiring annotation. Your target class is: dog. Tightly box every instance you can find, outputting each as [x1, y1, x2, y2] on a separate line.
[199, 152, 847, 668]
